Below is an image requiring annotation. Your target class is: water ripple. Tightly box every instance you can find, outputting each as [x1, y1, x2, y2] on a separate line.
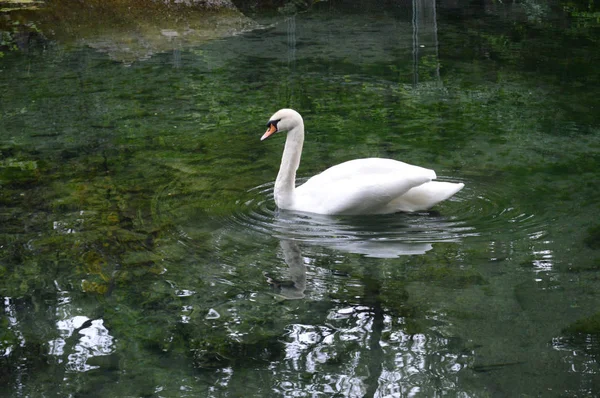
[157, 175, 550, 257]
[230, 181, 469, 241]
[232, 175, 549, 247]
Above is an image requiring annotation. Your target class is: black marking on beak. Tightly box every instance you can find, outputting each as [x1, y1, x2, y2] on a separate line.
[266, 119, 280, 131]
[261, 118, 281, 141]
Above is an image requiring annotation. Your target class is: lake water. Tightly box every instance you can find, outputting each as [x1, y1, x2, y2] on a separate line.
[1, 1, 599, 396]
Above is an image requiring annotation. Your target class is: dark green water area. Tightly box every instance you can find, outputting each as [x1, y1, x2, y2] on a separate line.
[1, 0, 600, 396]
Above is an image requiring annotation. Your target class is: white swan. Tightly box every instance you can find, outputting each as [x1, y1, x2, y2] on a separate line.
[261, 109, 464, 215]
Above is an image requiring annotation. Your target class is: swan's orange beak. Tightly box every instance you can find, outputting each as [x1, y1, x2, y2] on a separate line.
[261, 123, 277, 141]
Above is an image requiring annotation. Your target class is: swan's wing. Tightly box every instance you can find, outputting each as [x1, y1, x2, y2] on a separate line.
[294, 158, 436, 215]
[384, 181, 465, 213]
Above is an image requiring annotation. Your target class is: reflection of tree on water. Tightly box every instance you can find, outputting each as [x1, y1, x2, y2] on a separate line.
[267, 239, 386, 396]
[260, 203, 469, 395]
[278, 0, 441, 95]
[267, 237, 468, 396]
[360, 273, 386, 398]
[412, 0, 440, 85]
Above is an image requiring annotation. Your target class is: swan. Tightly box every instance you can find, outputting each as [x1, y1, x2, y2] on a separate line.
[261, 108, 464, 215]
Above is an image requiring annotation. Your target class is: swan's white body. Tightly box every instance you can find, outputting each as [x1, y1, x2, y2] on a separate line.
[262, 109, 464, 215]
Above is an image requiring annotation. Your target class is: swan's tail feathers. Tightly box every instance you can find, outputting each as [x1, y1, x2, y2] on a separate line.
[386, 181, 465, 213]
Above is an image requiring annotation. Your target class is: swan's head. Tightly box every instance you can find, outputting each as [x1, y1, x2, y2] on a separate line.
[261, 108, 303, 141]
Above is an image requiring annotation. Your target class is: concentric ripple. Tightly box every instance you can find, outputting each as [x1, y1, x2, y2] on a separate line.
[229, 175, 551, 252]
[447, 174, 552, 241]
[229, 180, 469, 241]
[155, 175, 551, 258]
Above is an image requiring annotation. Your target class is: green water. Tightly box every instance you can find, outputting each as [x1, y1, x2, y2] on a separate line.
[1, 1, 600, 396]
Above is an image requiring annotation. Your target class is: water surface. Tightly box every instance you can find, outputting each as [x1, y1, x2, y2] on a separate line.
[1, 1, 600, 396]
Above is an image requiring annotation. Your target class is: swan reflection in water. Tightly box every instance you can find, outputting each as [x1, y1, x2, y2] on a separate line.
[268, 207, 467, 257]
[266, 240, 307, 300]
[267, 238, 429, 300]
[265, 208, 469, 299]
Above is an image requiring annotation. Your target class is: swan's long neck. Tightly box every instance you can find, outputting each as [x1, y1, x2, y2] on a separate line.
[274, 122, 304, 209]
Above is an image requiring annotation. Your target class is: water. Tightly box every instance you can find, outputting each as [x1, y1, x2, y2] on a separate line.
[1, 1, 600, 396]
